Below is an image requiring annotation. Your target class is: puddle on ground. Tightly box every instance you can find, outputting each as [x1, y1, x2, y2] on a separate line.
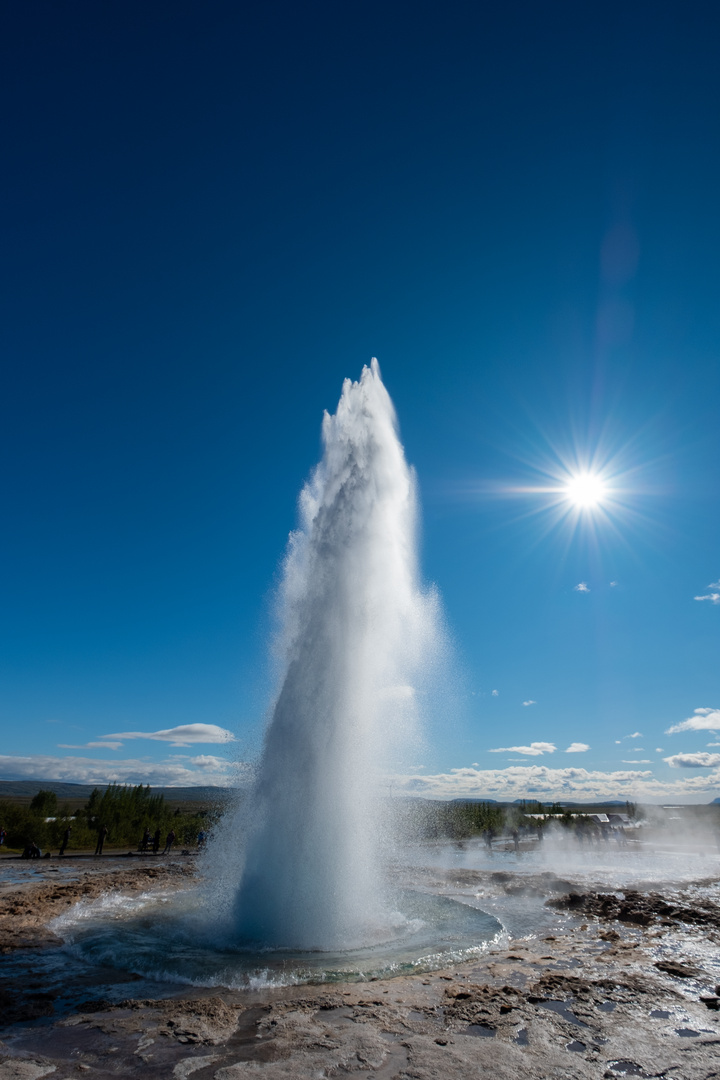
[566, 1040, 586, 1052]
[537, 999, 588, 1027]
[597, 1001, 616, 1012]
[465, 1023, 495, 1038]
[675, 1028, 700, 1037]
[606, 1063, 646, 1077]
[650, 1010, 670, 1019]
[513, 1027, 529, 1045]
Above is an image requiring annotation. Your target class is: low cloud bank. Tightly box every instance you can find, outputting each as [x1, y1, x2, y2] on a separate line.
[0, 753, 235, 787]
[5, 748, 720, 802]
[394, 763, 720, 801]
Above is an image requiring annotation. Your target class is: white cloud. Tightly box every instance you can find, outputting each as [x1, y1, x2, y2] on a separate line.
[627, 732, 643, 739]
[610, 581, 618, 587]
[0, 754, 235, 787]
[489, 742, 555, 756]
[664, 752, 720, 769]
[627, 748, 645, 752]
[666, 707, 720, 735]
[615, 740, 621, 744]
[188, 755, 230, 769]
[565, 743, 590, 753]
[491, 690, 499, 697]
[58, 741, 124, 751]
[695, 579, 720, 604]
[621, 759, 653, 764]
[98, 723, 236, 748]
[394, 764, 720, 801]
[574, 582, 590, 592]
[655, 748, 664, 753]
[522, 700, 537, 707]
[708, 742, 720, 747]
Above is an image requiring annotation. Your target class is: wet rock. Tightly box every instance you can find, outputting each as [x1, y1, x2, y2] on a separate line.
[653, 960, 701, 978]
[0, 1061, 57, 1079]
[0, 864, 195, 956]
[538, 874, 577, 893]
[129, 996, 242, 1045]
[547, 888, 720, 931]
[172, 1055, 219, 1078]
[0, 990, 55, 1025]
[75, 999, 114, 1013]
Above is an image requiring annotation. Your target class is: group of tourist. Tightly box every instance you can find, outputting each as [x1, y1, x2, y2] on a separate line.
[3, 823, 208, 858]
[477, 821, 630, 854]
[138, 826, 176, 855]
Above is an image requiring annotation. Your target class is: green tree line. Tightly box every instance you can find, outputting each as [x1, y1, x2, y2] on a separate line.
[409, 800, 505, 838]
[0, 784, 214, 852]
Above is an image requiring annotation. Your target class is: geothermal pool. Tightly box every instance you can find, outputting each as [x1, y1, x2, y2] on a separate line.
[35, 836, 719, 999]
[51, 884, 502, 990]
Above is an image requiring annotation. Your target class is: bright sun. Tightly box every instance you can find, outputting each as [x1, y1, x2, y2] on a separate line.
[564, 472, 607, 508]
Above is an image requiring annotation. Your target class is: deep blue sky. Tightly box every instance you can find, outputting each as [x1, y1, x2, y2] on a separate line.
[2, 1, 719, 800]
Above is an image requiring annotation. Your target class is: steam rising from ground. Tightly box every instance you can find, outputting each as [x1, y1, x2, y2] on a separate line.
[207, 361, 440, 950]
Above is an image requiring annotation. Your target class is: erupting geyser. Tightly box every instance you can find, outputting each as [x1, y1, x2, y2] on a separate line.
[54, 362, 684, 992]
[232, 360, 439, 950]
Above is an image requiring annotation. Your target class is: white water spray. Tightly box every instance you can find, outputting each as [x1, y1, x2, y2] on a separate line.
[231, 360, 438, 950]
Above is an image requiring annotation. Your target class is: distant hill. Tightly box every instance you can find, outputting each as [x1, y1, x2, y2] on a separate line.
[448, 797, 499, 805]
[527, 800, 629, 808]
[451, 797, 629, 807]
[0, 780, 233, 804]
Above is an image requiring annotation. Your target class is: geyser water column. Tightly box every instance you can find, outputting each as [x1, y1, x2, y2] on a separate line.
[234, 360, 437, 951]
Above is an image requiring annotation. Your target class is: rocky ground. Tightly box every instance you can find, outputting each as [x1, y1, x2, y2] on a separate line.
[1, 861, 720, 1079]
[0, 860, 194, 955]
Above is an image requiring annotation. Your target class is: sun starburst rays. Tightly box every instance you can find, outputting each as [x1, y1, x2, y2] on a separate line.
[461, 442, 665, 558]
[563, 471, 607, 508]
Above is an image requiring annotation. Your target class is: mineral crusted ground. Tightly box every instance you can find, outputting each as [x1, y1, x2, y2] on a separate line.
[1, 859, 720, 1079]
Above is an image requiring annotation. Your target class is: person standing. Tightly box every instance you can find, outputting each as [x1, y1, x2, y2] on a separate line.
[94, 824, 108, 855]
[162, 829, 176, 855]
[59, 825, 72, 856]
[152, 827, 161, 854]
[140, 827, 151, 853]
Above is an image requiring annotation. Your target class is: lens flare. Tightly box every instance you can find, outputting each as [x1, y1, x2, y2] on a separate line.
[563, 472, 607, 509]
